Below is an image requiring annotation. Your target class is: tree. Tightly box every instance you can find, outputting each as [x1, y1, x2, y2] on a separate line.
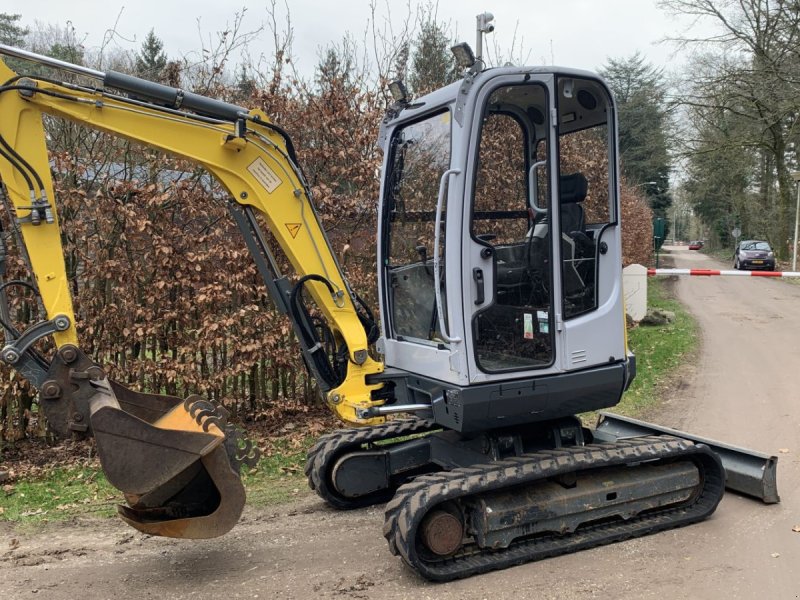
[408, 18, 458, 96]
[315, 42, 358, 95]
[682, 107, 756, 247]
[673, 49, 765, 249]
[48, 42, 84, 65]
[234, 64, 256, 102]
[25, 20, 84, 66]
[0, 13, 27, 46]
[0, 13, 29, 73]
[600, 53, 672, 220]
[661, 0, 800, 256]
[135, 29, 167, 82]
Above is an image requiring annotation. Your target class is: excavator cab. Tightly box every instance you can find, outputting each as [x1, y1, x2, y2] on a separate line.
[377, 68, 630, 427]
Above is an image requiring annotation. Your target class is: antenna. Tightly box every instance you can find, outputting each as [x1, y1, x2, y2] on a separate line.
[475, 12, 495, 66]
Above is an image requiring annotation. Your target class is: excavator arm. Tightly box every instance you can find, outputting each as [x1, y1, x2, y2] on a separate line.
[0, 45, 385, 538]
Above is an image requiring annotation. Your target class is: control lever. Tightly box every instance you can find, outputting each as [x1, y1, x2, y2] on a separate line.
[417, 245, 434, 276]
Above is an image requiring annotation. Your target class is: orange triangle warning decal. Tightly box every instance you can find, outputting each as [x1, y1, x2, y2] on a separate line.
[285, 223, 302, 239]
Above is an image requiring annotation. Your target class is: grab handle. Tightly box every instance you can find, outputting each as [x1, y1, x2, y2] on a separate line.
[433, 169, 461, 343]
[528, 160, 548, 215]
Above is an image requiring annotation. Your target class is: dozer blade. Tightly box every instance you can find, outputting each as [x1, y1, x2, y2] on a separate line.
[38, 346, 259, 539]
[594, 412, 779, 504]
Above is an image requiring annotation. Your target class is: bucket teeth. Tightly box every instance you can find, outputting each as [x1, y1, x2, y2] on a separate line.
[195, 408, 221, 426]
[223, 425, 260, 471]
[182, 395, 259, 472]
[201, 416, 224, 433]
[185, 398, 220, 419]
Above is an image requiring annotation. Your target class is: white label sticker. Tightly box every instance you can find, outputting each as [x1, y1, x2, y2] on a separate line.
[247, 157, 282, 193]
[524, 313, 534, 339]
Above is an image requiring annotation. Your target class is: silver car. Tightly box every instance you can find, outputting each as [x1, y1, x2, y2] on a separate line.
[734, 240, 776, 270]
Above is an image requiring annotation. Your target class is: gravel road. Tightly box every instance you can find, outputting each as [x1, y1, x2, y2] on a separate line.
[2, 246, 798, 599]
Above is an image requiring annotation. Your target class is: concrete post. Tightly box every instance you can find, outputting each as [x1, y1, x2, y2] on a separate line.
[622, 264, 648, 322]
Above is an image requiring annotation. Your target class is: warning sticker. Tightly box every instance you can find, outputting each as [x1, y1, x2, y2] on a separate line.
[537, 310, 549, 334]
[285, 223, 302, 238]
[247, 157, 282, 193]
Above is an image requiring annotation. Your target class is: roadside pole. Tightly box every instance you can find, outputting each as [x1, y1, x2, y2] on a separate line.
[792, 172, 800, 272]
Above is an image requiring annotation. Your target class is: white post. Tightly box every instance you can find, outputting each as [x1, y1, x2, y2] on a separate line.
[623, 264, 648, 322]
[673, 210, 677, 244]
[793, 176, 800, 272]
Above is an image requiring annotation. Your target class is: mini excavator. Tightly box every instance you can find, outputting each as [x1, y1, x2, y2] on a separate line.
[0, 15, 778, 581]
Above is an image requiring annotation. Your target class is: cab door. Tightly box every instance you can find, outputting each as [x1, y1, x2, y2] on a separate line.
[378, 108, 469, 385]
[461, 72, 626, 384]
[554, 76, 626, 371]
[462, 75, 561, 384]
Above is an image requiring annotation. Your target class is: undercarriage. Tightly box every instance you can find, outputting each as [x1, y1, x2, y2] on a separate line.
[305, 412, 776, 581]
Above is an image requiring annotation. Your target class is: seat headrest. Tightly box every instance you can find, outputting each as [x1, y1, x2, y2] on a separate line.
[560, 173, 588, 204]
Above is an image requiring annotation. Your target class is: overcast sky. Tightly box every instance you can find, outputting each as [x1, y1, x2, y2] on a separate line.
[4, 1, 716, 80]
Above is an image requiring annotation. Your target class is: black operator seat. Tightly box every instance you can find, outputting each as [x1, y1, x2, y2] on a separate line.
[559, 172, 593, 296]
[559, 172, 588, 235]
[493, 172, 590, 304]
[527, 171, 588, 253]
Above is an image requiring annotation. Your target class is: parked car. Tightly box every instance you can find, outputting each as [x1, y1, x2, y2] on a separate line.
[734, 240, 775, 270]
[688, 240, 704, 250]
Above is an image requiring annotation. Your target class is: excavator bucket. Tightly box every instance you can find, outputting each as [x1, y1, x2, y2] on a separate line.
[39, 346, 260, 539]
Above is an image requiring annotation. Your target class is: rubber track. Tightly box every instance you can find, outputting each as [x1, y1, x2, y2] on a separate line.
[305, 417, 438, 510]
[384, 435, 725, 581]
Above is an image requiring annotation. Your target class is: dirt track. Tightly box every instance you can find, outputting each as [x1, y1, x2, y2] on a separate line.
[2, 246, 799, 599]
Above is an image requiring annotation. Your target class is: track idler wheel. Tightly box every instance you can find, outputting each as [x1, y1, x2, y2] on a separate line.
[419, 506, 464, 557]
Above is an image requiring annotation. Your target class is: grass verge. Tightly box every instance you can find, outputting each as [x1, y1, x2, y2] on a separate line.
[614, 277, 697, 416]
[1, 437, 316, 528]
[0, 465, 118, 526]
[242, 436, 315, 507]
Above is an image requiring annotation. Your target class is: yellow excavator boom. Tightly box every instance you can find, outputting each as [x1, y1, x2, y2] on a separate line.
[0, 45, 385, 538]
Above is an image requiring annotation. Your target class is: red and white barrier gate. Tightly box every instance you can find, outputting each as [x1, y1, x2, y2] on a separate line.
[623, 264, 800, 321]
[647, 268, 800, 278]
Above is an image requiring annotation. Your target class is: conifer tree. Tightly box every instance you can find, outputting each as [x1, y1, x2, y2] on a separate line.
[135, 29, 168, 82]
